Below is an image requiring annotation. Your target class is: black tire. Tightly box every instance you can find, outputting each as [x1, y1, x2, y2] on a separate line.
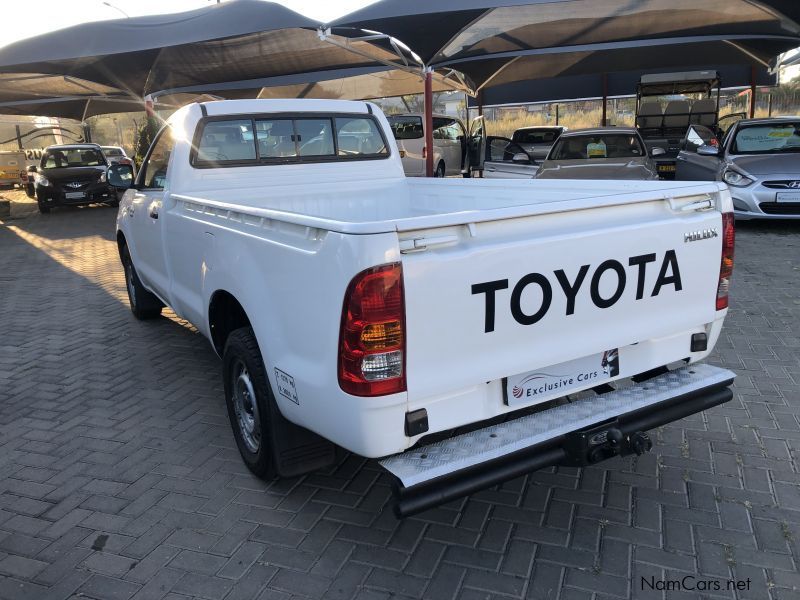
[120, 245, 163, 320]
[223, 327, 276, 479]
[37, 202, 50, 214]
[434, 161, 445, 178]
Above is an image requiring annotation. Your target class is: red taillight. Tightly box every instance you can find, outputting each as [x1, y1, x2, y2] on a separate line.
[716, 212, 735, 310]
[338, 263, 406, 396]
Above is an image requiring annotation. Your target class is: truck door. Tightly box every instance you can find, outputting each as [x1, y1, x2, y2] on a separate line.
[129, 126, 174, 301]
[483, 137, 538, 179]
[675, 125, 721, 181]
[466, 115, 485, 175]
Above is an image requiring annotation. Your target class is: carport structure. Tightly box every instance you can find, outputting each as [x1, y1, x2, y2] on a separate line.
[1, 0, 800, 174]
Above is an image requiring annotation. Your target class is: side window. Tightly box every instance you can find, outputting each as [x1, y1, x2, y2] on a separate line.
[432, 118, 458, 141]
[256, 119, 297, 159]
[335, 117, 387, 156]
[683, 125, 715, 152]
[488, 138, 528, 162]
[197, 120, 256, 162]
[296, 119, 334, 157]
[141, 128, 175, 189]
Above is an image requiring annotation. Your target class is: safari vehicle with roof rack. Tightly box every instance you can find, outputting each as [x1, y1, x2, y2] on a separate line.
[635, 71, 744, 179]
[112, 98, 736, 517]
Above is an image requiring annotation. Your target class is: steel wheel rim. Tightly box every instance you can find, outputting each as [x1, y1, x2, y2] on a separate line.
[232, 359, 261, 453]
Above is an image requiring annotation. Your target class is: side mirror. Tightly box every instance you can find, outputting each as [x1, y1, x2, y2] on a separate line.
[108, 163, 134, 189]
[650, 147, 667, 157]
[27, 165, 38, 173]
[512, 152, 532, 164]
[697, 144, 720, 156]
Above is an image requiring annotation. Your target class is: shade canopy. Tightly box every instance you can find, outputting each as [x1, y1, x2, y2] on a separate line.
[330, 0, 800, 90]
[153, 65, 463, 102]
[0, 0, 418, 98]
[0, 0, 798, 120]
[470, 64, 778, 107]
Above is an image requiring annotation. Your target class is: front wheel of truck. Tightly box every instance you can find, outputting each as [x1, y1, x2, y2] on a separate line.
[120, 245, 163, 320]
[223, 327, 276, 480]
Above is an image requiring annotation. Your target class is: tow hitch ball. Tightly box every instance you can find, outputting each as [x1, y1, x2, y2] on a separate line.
[568, 425, 653, 465]
[606, 428, 653, 457]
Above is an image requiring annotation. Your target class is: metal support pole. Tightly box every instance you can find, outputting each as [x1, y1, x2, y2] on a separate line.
[768, 92, 773, 117]
[601, 72, 608, 126]
[556, 104, 559, 125]
[424, 69, 434, 177]
[14, 125, 23, 150]
[477, 90, 483, 117]
[749, 66, 756, 119]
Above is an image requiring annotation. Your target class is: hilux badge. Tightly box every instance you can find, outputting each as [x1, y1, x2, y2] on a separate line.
[66, 182, 83, 189]
[684, 228, 718, 243]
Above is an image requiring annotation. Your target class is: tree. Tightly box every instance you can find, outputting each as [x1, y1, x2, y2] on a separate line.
[133, 115, 160, 168]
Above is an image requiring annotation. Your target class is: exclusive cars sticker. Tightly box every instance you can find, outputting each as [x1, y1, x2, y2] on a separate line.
[503, 349, 619, 407]
[274, 368, 299, 404]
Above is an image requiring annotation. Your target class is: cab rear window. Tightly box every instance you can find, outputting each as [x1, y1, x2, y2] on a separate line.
[193, 113, 389, 168]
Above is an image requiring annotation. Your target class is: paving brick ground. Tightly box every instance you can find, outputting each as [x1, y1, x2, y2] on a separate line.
[0, 206, 799, 600]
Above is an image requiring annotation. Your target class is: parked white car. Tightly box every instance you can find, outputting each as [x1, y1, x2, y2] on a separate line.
[112, 99, 735, 516]
[387, 112, 473, 177]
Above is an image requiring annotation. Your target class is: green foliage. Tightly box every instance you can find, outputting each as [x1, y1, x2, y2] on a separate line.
[133, 116, 160, 168]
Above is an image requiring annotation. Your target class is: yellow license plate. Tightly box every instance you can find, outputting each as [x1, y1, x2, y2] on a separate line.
[658, 165, 676, 172]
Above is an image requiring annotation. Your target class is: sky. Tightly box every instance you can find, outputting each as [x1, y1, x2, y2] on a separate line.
[0, 0, 376, 49]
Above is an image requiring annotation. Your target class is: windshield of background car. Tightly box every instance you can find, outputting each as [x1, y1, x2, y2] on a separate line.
[549, 134, 645, 160]
[731, 123, 800, 154]
[387, 116, 423, 140]
[512, 128, 562, 144]
[41, 148, 104, 168]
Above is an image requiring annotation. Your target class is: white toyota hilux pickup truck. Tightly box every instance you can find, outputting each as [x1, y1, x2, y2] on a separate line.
[111, 99, 736, 517]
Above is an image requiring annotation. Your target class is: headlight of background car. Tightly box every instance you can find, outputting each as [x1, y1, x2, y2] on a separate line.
[722, 169, 753, 187]
[34, 174, 50, 187]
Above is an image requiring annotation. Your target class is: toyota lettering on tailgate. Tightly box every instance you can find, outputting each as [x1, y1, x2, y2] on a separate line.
[472, 250, 682, 333]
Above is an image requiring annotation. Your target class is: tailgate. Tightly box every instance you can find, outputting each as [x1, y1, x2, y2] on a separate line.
[400, 192, 724, 400]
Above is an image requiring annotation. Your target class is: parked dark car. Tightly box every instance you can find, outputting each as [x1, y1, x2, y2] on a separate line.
[29, 144, 118, 214]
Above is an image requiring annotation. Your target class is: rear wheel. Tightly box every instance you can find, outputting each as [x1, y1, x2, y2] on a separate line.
[223, 327, 276, 479]
[120, 245, 162, 319]
[434, 161, 445, 178]
[222, 326, 337, 480]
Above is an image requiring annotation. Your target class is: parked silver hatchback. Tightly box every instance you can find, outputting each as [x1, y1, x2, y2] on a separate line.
[675, 117, 800, 220]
